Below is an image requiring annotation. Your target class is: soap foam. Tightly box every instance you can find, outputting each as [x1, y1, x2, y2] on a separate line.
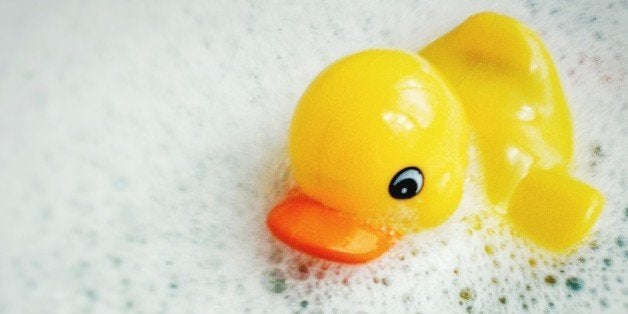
[0, 0, 625, 313]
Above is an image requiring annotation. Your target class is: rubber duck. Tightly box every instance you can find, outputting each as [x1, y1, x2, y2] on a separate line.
[267, 12, 604, 263]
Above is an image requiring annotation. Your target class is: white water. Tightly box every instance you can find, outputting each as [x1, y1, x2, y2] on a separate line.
[0, 0, 626, 313]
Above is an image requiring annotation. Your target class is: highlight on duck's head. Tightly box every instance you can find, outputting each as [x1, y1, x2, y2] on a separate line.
[267, 49, 469, 263]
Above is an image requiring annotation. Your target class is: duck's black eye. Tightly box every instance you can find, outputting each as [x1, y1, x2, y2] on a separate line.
[388, 167, 424, 200]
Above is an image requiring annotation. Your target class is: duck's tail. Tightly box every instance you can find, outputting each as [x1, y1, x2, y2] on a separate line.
[508, 169, 604, 252]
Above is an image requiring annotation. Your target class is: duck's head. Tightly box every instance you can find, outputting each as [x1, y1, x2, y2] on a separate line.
[267, 49, 469, 263]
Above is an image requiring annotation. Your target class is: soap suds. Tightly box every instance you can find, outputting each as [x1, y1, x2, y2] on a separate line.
[0, 0, 625, 313]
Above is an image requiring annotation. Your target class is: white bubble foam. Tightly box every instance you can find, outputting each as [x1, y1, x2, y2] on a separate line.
[0, 0, 625, 313]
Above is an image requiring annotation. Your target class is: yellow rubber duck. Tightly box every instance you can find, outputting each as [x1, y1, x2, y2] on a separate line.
[267, 12, 604, 263]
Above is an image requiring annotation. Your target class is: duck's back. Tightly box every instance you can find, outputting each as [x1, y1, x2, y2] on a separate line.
[420, 12, 604, 252]
[421, 12, 573, 204]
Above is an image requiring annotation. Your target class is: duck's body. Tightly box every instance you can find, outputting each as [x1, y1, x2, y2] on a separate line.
[421, 12, 574, 205]
[420, 13, 603, 251]
[267, 12, 604, 263]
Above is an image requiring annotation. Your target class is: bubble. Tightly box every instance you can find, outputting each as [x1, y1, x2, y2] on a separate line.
[264, 269, 287, 294]
[300, 300, 308, 309]
[459, 288, 476, 301]
[544, 275, 557, 285]
[484, 245, 494, 255]
[566, 277, 585, 292]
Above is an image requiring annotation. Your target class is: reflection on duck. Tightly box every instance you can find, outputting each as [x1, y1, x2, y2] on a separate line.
[267, 12, 604, 263]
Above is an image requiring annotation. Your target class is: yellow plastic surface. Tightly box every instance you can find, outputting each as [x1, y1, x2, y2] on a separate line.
[421, 12, 574, 205]
[421, 12, 604, 251]
[268, 12, 605, 262]
[508, 169, 604, 251]
[290, 49, 469, 234]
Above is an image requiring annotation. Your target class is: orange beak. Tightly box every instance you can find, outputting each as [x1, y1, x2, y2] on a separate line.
[266, 191, 396, 263]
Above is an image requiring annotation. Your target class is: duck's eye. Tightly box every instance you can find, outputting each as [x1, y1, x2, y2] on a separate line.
[389, 167, 424, 200]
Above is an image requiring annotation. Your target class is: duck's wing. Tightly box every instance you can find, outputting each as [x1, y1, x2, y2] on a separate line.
[420, 12, 604, 252]
[421, 12, 574, 204]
